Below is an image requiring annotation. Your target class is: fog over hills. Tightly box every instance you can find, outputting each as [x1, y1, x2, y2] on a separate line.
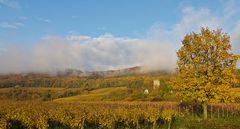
[0, 5, 239, 75]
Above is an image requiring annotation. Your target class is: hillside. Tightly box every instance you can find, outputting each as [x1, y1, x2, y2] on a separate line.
[54, 87, 130, 101]
[0, 66, 172, 88]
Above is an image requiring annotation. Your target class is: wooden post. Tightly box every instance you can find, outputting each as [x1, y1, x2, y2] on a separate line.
[202, 103, 208, 120]
[179, 106, 181, 116]
[222, 105, 224, 118]
[153, 120, 157, 129]
[178, 106, 180, 117]
[81, 118, 85, 129]
[211, 104, 212, 119]
[192, 105, 194, 118]
[227, 107, 228, 118]
[217, 108, 219, 119]
[112, 120, 115, 129]
[136, 120, 139, 129]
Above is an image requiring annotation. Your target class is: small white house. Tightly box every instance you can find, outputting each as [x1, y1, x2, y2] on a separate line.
[144, 89, 149, 95]
[153, 80, 160, 90]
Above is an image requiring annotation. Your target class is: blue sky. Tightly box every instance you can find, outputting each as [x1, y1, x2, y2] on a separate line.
[0, 0, 239, 73]
[0, 0, 234, 43]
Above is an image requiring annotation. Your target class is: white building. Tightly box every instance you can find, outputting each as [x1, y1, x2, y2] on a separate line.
[153, 80, 160, 90]
[144, 89, 149, 95]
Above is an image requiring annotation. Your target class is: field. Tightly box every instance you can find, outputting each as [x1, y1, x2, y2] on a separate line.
[54, 87, 130, 101]
[0, 73, 177, 102]
[0, 72, 239, 129]
[1, 1, 240, 128]
[1, 101, 240, 129]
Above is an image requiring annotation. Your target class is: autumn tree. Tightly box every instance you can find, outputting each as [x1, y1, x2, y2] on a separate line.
[174, 27, 239, 119]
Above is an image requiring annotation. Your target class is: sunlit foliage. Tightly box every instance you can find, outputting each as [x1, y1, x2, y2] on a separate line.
[173, 27, 239, 119]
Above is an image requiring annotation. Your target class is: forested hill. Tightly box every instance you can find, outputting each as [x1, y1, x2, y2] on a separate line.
[0, 68, 239, 89]
[0, 67, 172, 88]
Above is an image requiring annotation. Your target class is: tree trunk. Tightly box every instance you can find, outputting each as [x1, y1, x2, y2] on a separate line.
[81, 118, 85, 129]
[202, 102, 208, 120]
[167, 119, 172, 129]
[153, 121, 157, 129]
[136, 120, 139, 129]
[112, 121, 115, 129]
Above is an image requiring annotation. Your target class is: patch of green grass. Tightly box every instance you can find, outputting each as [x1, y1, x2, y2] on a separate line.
[173, 116, 240, 129]
[54, 87, 130, 101]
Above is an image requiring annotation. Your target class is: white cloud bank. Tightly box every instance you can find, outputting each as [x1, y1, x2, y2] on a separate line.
[0, 35, 176, 74]
[0, 3, 239, 74]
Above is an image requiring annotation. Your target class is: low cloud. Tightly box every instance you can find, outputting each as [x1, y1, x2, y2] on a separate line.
[0, 34, 176, 74]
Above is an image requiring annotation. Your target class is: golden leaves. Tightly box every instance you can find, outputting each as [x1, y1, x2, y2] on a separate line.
[0, 101, 180, 129]
[173, 27, 238, 104]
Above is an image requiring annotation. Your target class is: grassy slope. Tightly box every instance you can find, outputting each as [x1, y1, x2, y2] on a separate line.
[54, 87, 130, 101]
[54, 87, 240, 102]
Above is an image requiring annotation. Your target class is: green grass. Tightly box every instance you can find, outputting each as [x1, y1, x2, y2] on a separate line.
[174, 116, 240, 129]
[0, 86, 175, 101]
[54, 87, 130, 101]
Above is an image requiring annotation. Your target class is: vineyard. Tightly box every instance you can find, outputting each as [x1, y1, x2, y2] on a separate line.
[1, 101, 240, 129]
[0, 73, 171, 89]
[0, 1, 240, 128]
[0, 70, 239, 129]
[0, 73, 176, 102]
